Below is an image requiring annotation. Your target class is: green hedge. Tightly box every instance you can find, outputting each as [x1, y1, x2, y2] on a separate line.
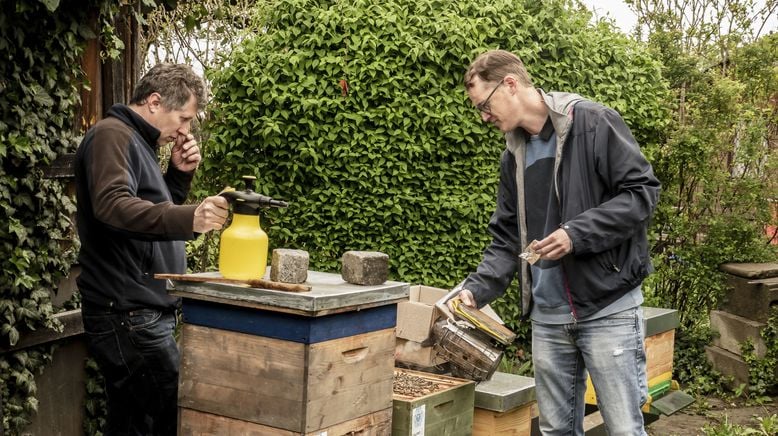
[197, 0, 669, 336]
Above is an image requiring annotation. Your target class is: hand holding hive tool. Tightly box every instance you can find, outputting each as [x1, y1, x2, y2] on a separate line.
[448, 297, 517, 346]
[219, 176, 288, 281]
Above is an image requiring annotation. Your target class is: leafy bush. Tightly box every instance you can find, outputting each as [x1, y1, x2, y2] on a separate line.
[0, 0, 136, 433]
[197, 0, 669, 326]
[741, 306, 778, 401]
[640, 8, 778, 330]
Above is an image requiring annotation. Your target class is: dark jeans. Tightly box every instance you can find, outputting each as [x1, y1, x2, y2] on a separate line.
[82, 304, 179, 436]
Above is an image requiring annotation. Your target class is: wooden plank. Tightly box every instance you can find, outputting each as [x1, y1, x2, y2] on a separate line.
[156, 273, 311, 293]
[1, 310, 84, 353]
[645, 330, 674, 381]
[179, 407, 393, 435]
[473, 404, 532, 435]
[178, 324, 306, 431]
[305, 329, 395, 432]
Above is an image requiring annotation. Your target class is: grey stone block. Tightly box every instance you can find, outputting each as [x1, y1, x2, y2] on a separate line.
[341, 251, 389, 285]
[710, 310, 768, 358]
[705, 345, 750, 390]
[270, 249, 309, 284]
[719, 275, 778, 323]
[719, 262, 778, 279]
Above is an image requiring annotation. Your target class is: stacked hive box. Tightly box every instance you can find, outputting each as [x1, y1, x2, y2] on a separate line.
[170, 270, 409, 435]
[473, 372, 536, 436]
[392, 368, 475, 435]
[707, 263, 778, 389]
[585, 307, 681, 413]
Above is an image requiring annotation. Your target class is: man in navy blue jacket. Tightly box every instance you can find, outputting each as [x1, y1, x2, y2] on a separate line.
[453, 49, 660, 435]
[76, 64, 228, 435]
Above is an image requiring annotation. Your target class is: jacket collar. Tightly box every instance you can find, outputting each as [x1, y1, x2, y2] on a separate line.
[106, 104, 162, 149]
[506, 89, 584, 153]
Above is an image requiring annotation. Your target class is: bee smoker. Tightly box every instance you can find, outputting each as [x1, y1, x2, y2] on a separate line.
[431, 319, 504, 382]
[430, 285, 515, 382]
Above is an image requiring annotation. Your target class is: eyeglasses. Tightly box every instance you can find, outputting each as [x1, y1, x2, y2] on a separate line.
[475, 80, 504, 114]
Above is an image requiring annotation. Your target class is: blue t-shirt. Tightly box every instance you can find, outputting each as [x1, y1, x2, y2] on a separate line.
[526, 118, 642, 324]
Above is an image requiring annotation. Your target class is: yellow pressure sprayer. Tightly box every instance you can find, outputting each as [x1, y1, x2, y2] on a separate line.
[219, 176, 288, 281]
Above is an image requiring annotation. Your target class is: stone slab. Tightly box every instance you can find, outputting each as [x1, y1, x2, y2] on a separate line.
[710, 310, 767, 358]
[705, 345, 750, 389]
[719, 262, 778, 279]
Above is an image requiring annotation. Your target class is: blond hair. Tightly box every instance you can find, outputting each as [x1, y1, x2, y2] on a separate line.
[464, 50, 533, 89]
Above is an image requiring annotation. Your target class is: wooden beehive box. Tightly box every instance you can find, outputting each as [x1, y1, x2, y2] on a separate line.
[171, 270, 409, 435]
[473, 372, 536, 436]
[585, 307, 680, 407]
[392, 368, 475, 436]
[179, 324, 395, 434]
[179, 406, 393, 435]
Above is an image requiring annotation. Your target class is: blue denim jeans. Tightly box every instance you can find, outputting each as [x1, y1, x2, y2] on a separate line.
[532, 307, 648, 436]
[82, 304, 179, 436]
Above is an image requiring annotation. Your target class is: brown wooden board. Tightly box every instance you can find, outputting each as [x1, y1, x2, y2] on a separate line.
[645, 329, 675, 382]
[178, 324, 395, 433]
[473, 403, 533, 436]
[391, 369, 475, 436]
[178, 324, 306, 430]
[179, 406, 393, 435]
[155, 273, 311, 292]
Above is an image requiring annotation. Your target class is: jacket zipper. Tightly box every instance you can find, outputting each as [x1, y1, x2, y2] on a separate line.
[562, 266, 578, 323]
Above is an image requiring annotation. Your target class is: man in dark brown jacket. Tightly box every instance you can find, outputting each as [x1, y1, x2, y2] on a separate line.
[75, 63, 228, 435]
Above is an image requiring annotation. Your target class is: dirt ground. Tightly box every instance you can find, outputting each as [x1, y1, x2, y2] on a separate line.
[645, 395, 778, 435]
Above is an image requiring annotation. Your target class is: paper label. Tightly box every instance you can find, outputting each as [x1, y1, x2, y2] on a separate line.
[411, 404, 426, 436]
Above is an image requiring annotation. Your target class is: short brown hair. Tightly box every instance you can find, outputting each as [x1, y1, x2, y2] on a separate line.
[464, 50, 533, 89]
[130, 63, 207, 111]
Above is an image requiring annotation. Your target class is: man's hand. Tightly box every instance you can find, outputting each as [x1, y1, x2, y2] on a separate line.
[193, 196, 229, 233]
[532, 228, 572, 260]
[171, 133, 201, 172]
[446, 288, 476, 315]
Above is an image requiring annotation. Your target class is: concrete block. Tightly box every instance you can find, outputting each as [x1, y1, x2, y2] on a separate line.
[270, 249, 309, 284]
[719, 262, 778, 279]
[705, 345, 750, 389]
[710, 310, 768, 359]
[341, 251, 388, 285]
[719, 275, 778, 323]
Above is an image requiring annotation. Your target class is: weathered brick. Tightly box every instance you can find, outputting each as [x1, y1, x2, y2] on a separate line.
[341, 251, 389, 285]
[270, 249, 309, 284]
[710, 310, 768, 359]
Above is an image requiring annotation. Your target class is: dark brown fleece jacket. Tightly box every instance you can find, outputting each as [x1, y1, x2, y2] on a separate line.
[75, 104, 198, 311]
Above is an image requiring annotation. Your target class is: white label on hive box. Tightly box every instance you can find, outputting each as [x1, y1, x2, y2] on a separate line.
[412, 404, 425, 436]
